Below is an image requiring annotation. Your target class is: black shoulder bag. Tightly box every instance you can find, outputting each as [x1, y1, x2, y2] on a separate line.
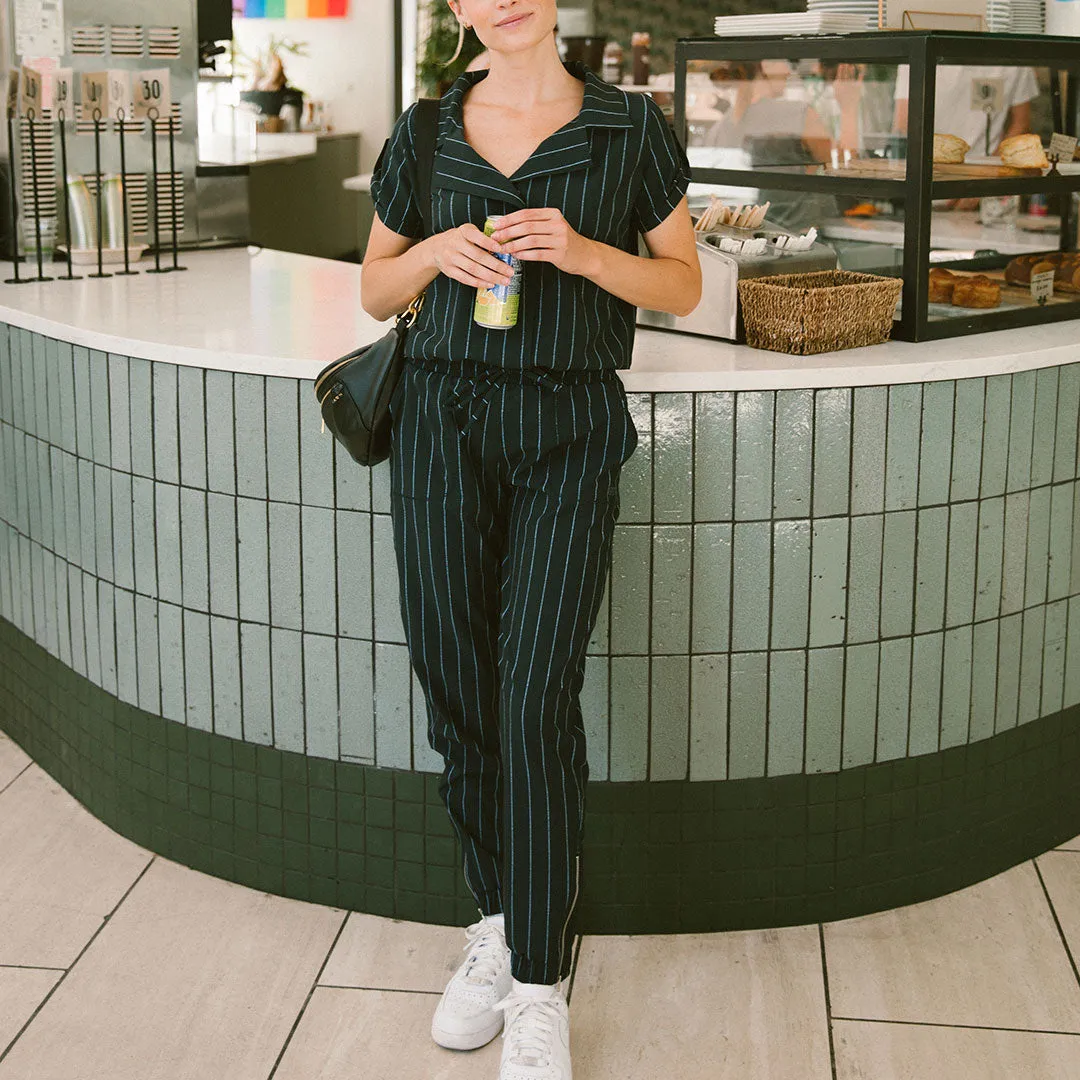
[314, 98, 440, 466]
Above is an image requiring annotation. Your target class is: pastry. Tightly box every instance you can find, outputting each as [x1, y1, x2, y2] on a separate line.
[1054, 257, 1080, 293]
[928, 267, 958, 303]
[999, 133, 1049, 169]
[1004, 254, 1042, 286]
[933, 133, 970, 164]
[952, 275, 1001, 309]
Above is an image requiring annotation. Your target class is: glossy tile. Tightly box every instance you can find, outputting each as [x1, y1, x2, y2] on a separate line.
[689, 653, 728, 781]
[913, 506, 947, 635]
[652, 393, 693, 523]
[691, 523, 731, 654]
[772, 389, 813, 519]
[846, 514, 883, 645]
[806, 646, 843, 773]
[851, 386, 887, 516]
[210, 615, 243, 739]
[809, 519, 848, 647]
[184, 610, 213, 732]
[824, 861, 1080, 1030]
[299, 386, 334, 509]
[240, 620, 273, 746]
[582, 653, 610, 780]
[127, 357, 154, 479]
[154, 482, 182, 606]
[885, 383, 921, 511]
[969, 618, 999, 742]
[980, 374, 1012, 499]
[1000, 491, 1030, 616]
[157, 601, 185, 724]
[994, 611, 1022, 734]
[620, 392, 653, 524]
[768, 648, 806, 776]
[1025, 485, 1052, 609]
[233, 373, 268, 500]
[729, 651, 768, 779]
[649, 654, 689, 781]
[1047, 483, 1074, 603]
[179, 486, 209, 612]
[609, 655, 648, 781]
[610, 525, 650, 656]
[573, 928, 831, 1080]
[269, 501, 303, 631]
[731, 521, 771, 652]
[335, 510, 372, 641]
[1054, 363, 1080, 484]
[909, 631, 943, 756]
[337, 636, 375, 764]
[651, 525, 691, 654]
[1042, 599, 1068, 717]
[770, 520, 811, 650]
[271, 627, 304, 753]
[301, 506, 337, 637]
[265, 377, 301, 505]
[108, 353, 131, 472]
[974, 496, 1005, 622]
[1032, 366, 1059, 488]
[178, 365, 208, 491]
[944, 501, 977, 628]
[876, 637, 911, 762]
[152, 362, 180, 484]
[813, 387, 852, 518]
[204, 369, 236, 495]
[843, 642, 878, 769]
[0, 858, 344, 1080]
[879, 511, 916, 639]
[1006, 368, 1036, 493]
[734, 391, 773, 521]
[0, 766, 151, 968]
[694, 391, 733, 522]
[374, 642, 413, 769]
[303, 633, 339, 760]
[940, 625, 973, 749]
[1018, 605, 1045, 724]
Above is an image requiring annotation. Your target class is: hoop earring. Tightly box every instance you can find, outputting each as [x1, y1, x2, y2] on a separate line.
[446, 19, 467, 66]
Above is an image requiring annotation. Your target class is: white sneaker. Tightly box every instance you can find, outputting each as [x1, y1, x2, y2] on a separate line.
[431, 914, 512, 1050]
[494, 981, 572, 1080]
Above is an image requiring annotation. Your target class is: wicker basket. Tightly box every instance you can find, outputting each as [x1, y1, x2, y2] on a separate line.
[738, 270, 903, 355]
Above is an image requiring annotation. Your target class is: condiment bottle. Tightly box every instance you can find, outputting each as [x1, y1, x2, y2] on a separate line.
[602, 41, 624, 85]
[631, 31, 650, 86]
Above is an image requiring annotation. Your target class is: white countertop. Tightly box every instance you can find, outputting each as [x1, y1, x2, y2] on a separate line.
[0, 246, 1077, 391]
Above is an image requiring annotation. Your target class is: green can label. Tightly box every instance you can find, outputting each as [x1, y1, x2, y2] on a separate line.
[474, 216, 522, 330]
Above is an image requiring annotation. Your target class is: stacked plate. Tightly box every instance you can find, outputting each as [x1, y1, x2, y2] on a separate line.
[986, 0, 1045, 31]
[807, 0, 881, 29]
[714, 11, 873, 35]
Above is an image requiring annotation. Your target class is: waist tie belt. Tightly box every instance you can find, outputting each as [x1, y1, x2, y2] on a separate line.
[405, 356, 619, 436]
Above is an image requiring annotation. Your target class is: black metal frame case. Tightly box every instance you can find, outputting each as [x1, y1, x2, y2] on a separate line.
[675, 31, 1080, 341]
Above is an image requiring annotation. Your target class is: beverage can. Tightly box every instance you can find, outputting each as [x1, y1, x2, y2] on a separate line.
[474, 216, 521, 330]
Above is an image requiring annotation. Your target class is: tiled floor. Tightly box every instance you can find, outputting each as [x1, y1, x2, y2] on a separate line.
[2, 730, 1080, 1080]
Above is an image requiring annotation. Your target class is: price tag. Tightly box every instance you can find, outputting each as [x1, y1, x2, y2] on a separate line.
[106, 70, 131, 118]
[17, 64, 42, 118]
[970, 77, 1005, 114]
[133, 69, 171, 120]
[80, 71, 108, 121]
[51, 68, 74, 120]
[1031, 269, 1055, 306]
[1049, 132, 1078, 162]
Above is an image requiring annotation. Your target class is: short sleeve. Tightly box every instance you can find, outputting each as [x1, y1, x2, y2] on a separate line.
[1008, 67, 1039, 107]
[633, 95, 692, 234]
[370, 103, 424, 240]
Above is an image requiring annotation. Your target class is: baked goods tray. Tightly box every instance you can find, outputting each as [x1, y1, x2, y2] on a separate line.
[928, 269, 1080, 318]
[822, 159, 1043, 179]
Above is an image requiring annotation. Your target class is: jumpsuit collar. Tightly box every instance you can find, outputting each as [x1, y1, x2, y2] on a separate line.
[432, 61, 633, 207]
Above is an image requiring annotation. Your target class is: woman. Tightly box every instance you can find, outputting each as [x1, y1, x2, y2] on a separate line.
[362, 2, 700, 1076]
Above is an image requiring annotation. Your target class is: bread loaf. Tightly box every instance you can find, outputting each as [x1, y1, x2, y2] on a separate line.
[999, 133, 1049, 169]
[952, 275, 1001, 309]
[928, 267, 957, 303]
[933, 133, 970, 165]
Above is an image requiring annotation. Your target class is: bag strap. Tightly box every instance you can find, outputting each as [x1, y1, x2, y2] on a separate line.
[410, 97, 441, 239]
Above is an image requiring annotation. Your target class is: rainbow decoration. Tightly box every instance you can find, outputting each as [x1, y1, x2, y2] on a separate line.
[240, 0, 349, 16]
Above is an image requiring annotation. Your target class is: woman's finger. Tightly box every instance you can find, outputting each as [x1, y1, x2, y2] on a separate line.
[459, 223, 503, 254]
[500, 235, 561, 256]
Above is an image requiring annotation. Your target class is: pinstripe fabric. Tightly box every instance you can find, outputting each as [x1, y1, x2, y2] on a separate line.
[370, 60, 687, 985]
[370, 62, 691, 373]
[390, 362, 637, 983]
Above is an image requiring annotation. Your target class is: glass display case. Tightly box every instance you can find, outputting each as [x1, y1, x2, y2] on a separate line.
[673, 31, 1080, 341]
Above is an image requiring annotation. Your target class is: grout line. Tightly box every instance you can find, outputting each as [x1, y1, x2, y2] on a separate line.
[265, 909, 351, 1080]
[314, 984, 442, 996]
[0, 760, 32, 797]
[0, 855, 156, 1067]
[830, 1015, 1080, 1037]
[818, 924, 839, 1080]
[1033, 855, 1080, 997]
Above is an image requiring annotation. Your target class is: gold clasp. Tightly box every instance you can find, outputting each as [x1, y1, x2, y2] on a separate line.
[401, 292, 425, 328]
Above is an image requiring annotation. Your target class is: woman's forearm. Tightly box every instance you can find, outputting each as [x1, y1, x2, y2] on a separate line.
[580, 240, 702, 317]
[361, 237, 441, 323]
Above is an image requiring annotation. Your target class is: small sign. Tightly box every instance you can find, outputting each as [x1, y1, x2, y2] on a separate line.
[51, 67, 73, 119]
[1049, 132, 1078, 162]
[970, 77, 1005, 114]
[133, 69, 170, 120]
[17, 64, 42, 118]
[1031, 269, 1055, 306]
[80, 71, 108, 120]
[105, 69, 131, 117]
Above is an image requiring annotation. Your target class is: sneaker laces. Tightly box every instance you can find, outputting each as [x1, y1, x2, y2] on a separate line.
[458, 918, 507, 988]
[495, 994, 567, 1068]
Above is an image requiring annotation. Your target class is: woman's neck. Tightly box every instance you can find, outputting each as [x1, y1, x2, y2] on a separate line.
[473, 38, 579, 109]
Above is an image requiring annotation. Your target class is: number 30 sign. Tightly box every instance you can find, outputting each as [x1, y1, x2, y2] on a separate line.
[133, 69, 171, 120]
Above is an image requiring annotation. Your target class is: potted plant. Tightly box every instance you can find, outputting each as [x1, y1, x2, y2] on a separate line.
[416, 0, 485, 97]
[235, 36, 308, 125]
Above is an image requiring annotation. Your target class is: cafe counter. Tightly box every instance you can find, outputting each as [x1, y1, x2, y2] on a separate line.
[0, 247, 1077, 933]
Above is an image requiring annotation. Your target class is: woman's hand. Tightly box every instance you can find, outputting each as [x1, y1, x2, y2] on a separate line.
[490, 209, 599, 277]
[428, 223, 515, 289]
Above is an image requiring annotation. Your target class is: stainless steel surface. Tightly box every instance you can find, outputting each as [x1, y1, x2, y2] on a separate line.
[194, 172, 249, 244]
[637, 220, 838, 342]
[7, 0, 199, 246]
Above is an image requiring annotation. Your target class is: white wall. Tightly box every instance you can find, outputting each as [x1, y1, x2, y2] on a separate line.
[232, 0, 396, 170]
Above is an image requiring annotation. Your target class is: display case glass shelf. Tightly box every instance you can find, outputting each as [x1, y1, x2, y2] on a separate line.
[675, 31, 1080, 340]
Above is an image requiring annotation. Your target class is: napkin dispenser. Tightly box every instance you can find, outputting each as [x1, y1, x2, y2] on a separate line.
[637, 221, 838, 342]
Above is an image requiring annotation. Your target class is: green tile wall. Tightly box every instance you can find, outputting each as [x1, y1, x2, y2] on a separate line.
[2, 323, 1080, 795]
[4, 614, 1079, 933]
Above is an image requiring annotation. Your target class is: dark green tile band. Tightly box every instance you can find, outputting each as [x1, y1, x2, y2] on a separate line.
[4, 614, 1079, 934]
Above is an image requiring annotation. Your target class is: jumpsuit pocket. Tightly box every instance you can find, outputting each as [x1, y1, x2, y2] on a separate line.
[612, 377, 639, 465]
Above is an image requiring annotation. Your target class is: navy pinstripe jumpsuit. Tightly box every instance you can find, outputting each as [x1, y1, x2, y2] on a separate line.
[370, 61, 690, 985]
